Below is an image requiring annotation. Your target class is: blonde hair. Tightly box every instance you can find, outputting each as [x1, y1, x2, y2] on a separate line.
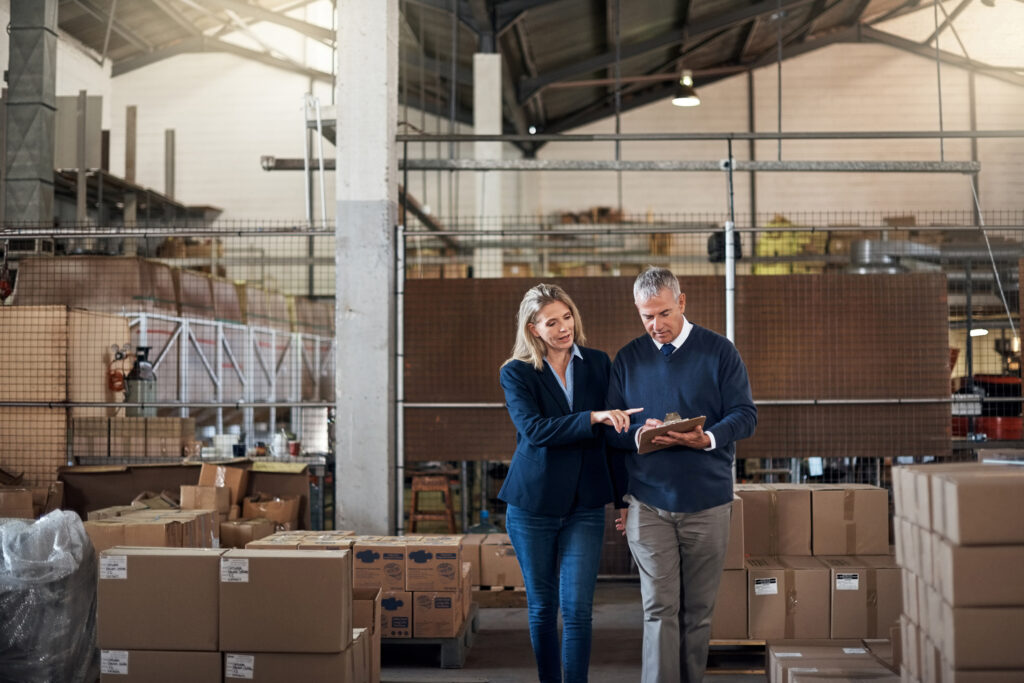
[504, 283, 587, 370]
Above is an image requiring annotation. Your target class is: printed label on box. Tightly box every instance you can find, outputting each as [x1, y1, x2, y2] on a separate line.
[842, 648, 868, 654]
[100, 650, 129, 675]
[221, 558, 250, 583]
[225, 654, 255, 680]
[100, 556, 128, 580]
[754, 577, 778, 596]
[391, 617, 409, 628]
[836, 572, 860, 591]
[790, 668, 819, 674]
[775, 653, 803, 658]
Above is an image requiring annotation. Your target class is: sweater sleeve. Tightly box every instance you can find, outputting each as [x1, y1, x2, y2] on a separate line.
[604, 350, 643, 451]
[706, 342, 757, 447]
[500, 363, 595, 448]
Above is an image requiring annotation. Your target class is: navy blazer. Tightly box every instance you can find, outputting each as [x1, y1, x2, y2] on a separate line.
[497, 346, 616, 516]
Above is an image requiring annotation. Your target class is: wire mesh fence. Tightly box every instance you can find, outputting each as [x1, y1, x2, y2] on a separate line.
[2, 214, 1018, 552]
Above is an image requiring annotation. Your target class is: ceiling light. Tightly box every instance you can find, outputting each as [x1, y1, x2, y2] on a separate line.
[671, 70, 701, 107]
[970, 328, 989, 337]
[528, 125, 537, 134]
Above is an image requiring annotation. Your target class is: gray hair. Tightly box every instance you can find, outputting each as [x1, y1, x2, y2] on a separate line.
[633, 266, 680, 303]
[504, 283, 587, 371]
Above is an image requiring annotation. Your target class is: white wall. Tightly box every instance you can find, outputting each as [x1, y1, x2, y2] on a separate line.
[534, 41, 1024, 218]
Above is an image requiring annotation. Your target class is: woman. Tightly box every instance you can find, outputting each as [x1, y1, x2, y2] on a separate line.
[498, 283, 639, 683]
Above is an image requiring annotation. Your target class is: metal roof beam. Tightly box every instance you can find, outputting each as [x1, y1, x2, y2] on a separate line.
[73, 0, 153, 52]
[405, 0, 482, 34]
[151, 0, 203, 37]
[200, 0, 335, 43]
[517, 0, 816, 103]
[112, 35, 333, 82]
[924, 0, 972, 47]
[857, 25, 1024, 88]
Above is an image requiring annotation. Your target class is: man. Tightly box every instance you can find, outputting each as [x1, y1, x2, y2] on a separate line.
[606, 266, 756, 683]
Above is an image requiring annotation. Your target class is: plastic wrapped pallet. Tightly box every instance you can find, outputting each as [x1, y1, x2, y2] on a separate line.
[0, 510, 97, 683]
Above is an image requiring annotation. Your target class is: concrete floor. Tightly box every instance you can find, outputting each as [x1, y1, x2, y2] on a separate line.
[381, 580, 767, 683]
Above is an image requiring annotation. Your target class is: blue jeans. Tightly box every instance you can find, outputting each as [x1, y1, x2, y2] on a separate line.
[505, 503, 606, 683]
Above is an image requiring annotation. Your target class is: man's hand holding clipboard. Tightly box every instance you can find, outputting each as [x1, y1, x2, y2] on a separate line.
[637, 413, 708, 454]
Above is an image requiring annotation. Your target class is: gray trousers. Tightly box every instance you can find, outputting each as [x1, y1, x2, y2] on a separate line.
[625, 497, 732, 683]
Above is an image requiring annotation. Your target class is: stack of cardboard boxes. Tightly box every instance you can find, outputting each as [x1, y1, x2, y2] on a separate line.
[249, 532, 474, 641]
[97, 546, 374, 682]
[893, 463, 1024, 682]
[710, 483, 900, 681]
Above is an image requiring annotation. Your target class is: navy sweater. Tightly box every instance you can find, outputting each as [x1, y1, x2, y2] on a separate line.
[606, 325, 757, 513]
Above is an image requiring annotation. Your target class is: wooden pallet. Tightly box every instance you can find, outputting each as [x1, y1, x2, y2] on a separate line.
[473, 585, 527, 608]
[706, 639, 766, 675]
[381, 603, 480, 669]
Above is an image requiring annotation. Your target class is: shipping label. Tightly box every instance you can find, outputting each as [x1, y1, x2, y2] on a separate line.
[836, 572, 860, 590]
[100, 650, 129, 675]
[221, 558, 250, 583]
[754, 577, 779, 596]
[99, 556, 128, 580]
[225, 654, 255, 680]
[843, 647, 868, 654]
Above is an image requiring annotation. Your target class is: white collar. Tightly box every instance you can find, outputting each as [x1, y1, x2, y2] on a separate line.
[652, 317, 692, 354]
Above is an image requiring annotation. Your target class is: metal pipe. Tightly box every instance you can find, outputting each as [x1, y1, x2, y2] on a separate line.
[400, 159, 980, 173]
[396, 130, 1024, 143]
[397, 397, 961, 408]
[0, 401, 335, 408]
[725, 143, 736, 343]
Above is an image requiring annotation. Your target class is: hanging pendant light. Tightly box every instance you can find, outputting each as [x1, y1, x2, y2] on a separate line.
[671, 70, 701, 107]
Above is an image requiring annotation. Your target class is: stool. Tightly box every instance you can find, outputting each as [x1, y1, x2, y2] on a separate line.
[408, 473, 457, 533]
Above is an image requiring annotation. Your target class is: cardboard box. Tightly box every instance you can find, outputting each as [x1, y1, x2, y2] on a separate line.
[351, 628, 370, 683]
[818, 555, 901, 639]
[353, 587, 382, 683]
[901, 615, 919, 680]
[902, 570, 918, 624]
[180, 485, 230, 515]
[198, 463, 248, 507]
[724, 494, 745, 570]
[219, 549, 352, 653]
[907, 463, 997, 531]
[810, 484, 890, 556]
[789, 670, 898, 683]
[921, 634, 941, 683]
[242, 493, 300, 531]
[220, 518, 276, 549]
[352, 538, 408, 591]
[146, 417, 186, 458]
[222, 651, 353, 683]
[298, 534, 356, 551]
[0, 488, 34, 519]
[109, 418, 147, 458]
[73, 416, 109, 458]
[711, 569, 747, 639]
[917, 527, 934, 588]
[245, 531, 311, 549]
[769, 640, 888, 683]
[747, 555, 830, 639]
[461, 561, 472, 621]
[381, 590, 413, 638]
[86, 516, 185, 554]
[88, 504, 146, 521]
[461, 533, 486, 585]
[935, 538, 1024, 606]
[405, 536, 463, 592]
[898, 518, 919, 576]
[940, 604, 1024, 669]
[735, 484, 812, 556]
[939, 660, 1024, 682]
[413, 591, 464, 638]
[97, 547, 225, 650]
[99, 650, 221, 683]
[938, 471, 1024, 545]
[480, 534, 524, 587]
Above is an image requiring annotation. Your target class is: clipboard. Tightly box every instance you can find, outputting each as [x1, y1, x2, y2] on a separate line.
[637, 413, 706, 454]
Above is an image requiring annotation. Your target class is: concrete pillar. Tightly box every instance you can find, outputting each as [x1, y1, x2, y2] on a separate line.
[472, 53, 503, 278]
[335, 0, 398, 534]
[5, 0, 57, 225]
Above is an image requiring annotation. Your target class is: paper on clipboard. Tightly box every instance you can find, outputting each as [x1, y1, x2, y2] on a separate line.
[637, 414, 706, 454]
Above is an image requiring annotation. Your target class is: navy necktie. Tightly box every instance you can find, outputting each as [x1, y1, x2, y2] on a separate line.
[661, 343, 675, 358]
